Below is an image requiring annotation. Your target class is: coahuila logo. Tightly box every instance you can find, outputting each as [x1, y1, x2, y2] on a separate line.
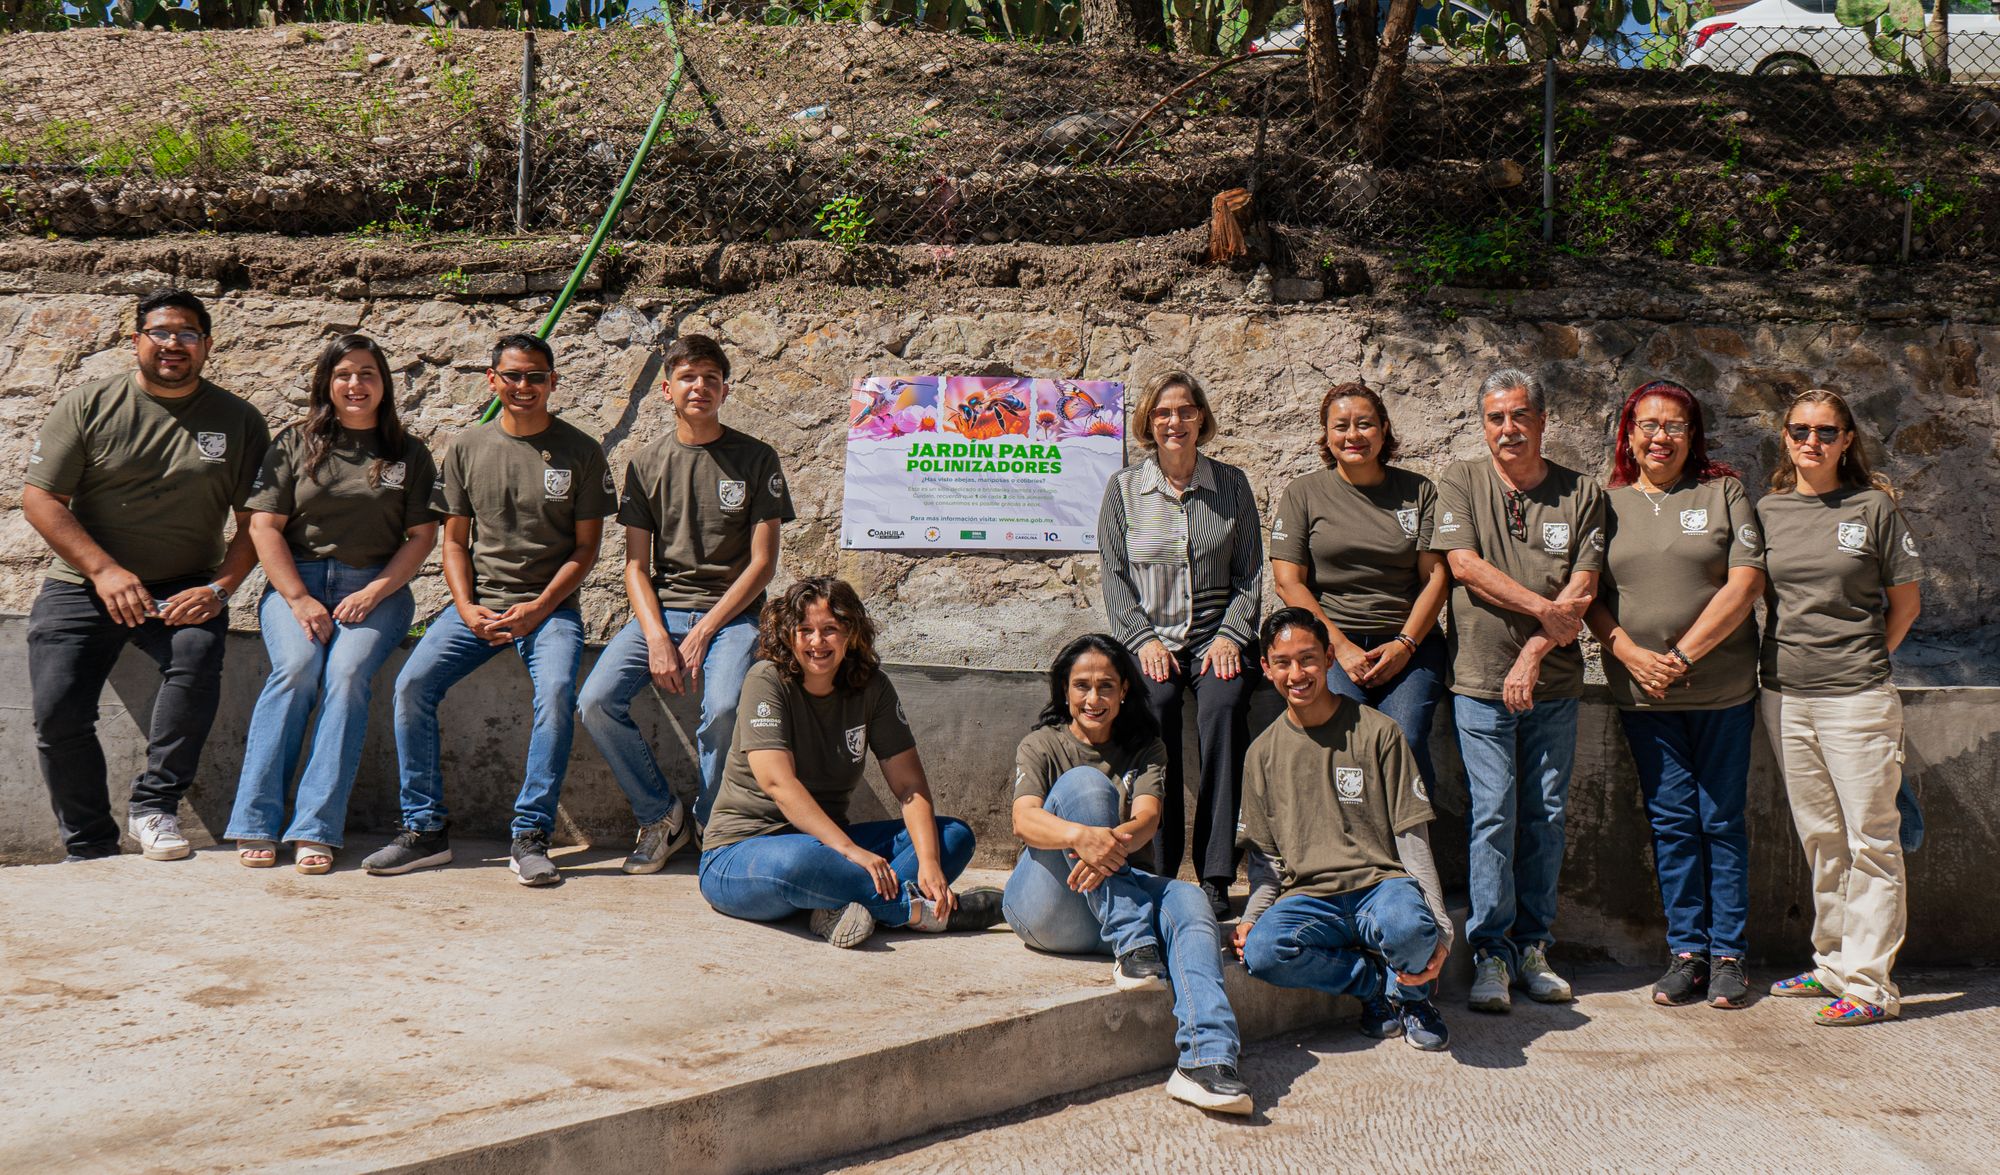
[867, 528, 906, 540]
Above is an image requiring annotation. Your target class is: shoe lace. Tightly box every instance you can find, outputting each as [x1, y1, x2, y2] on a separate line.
[1669, 953, 1706, 978]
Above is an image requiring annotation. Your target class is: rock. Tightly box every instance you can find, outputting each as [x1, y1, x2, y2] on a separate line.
[919, 59, 950, 77]
[366, 51, 388, 68]
[1027, 111, 1136, 161]
[1481, 160, 1525, 190]
[921, 97, 944, 114]
[595, 305, 645, 344]
[1245, 265, 1276, 304]
[1272, 277, 1325, 303]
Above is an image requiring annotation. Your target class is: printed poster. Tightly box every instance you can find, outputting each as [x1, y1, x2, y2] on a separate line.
[840, 375, 1126, 551]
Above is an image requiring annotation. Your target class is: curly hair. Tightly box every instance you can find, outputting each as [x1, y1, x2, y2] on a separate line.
[1034, 634, 1160, 746]
[1608, 379, 1738, 489]
[1316, 381, 1401, 467]
[756, 576, 881, 690]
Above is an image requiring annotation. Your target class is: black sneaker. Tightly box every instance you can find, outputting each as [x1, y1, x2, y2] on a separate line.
[1199, 879, 1231, 920]
[362, 826, 452, 875]
[1113, 944, 1169, 992]
[1399, 998, 1451, 1051]
[509, 831, 560, 887]
[1653, 952, 1710, 1006]
[1357, 992, 1404, 1040]
[946, 886, 1006, 931]
[1709, 956, 1751, 1009]
[1166, 1063, 1253, 1115]
[61, 844, 120, 863]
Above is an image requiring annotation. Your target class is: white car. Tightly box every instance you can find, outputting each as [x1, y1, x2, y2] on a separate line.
[1686, 0, 2000, 78]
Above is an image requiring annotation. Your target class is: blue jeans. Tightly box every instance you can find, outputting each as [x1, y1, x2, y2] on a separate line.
[1242, 879, 1441, 1003]
[226, 561, 414, 847]
[1618, 702, 1754, 959]
[1327, 630, 1446, 790]
[577, 607, 759, 829]
[698, 817, 977, 926]
[1453, 694, 1580, 969]
[392, 604, 584, 838]
[1003, 766, 1241, 1069]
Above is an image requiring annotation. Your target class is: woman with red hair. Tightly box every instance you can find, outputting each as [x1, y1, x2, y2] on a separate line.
[1584, 381, 1766, 1010]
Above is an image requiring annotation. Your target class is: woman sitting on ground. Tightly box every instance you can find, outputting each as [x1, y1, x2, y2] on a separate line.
[1003, 633, 1250, 1116]
[698, 576, 1002, 948]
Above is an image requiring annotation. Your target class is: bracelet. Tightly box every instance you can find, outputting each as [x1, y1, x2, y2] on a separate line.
[1667, 646, 1692, 669]
[1393, 633, 1419, 652]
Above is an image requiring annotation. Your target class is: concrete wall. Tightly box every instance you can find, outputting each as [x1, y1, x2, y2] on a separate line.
[3, 616, 1993, 969]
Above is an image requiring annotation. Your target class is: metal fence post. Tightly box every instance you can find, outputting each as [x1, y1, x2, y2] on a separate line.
[516, 28, 536, 235]
[1542, 56, 1556, 244]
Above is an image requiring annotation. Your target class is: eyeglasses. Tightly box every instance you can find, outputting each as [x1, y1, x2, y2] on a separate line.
[1786, 424, 1843, 444]
[493, 370, 552, 387]
[1504, 489, 1529, 542]
[1150, 406, 1202, 424]
[1633, 420, 1689, 438]
[140, 328, 205, 347]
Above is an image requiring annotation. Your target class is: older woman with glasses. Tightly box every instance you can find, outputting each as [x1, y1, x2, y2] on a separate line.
[1756, 390, 1922, 1027]
[1097, 371, 1262, 917]
[1584, 381, 1764, 1009]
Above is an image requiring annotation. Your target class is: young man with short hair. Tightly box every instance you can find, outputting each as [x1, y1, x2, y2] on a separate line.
[1432, 368, 1605, 1012]
[365, 334, 615, 886]
[578, 333, 794, 871]
[24, 289, 270, 862]
[1233, 607, 1455, 1052]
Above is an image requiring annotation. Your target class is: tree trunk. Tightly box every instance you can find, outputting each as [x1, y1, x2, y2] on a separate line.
[1355, 0, 1419, 160]
[1082, 0, 1166, 47]
[1927, 0, 1951, 82]
[1301, 0, 1343, 121]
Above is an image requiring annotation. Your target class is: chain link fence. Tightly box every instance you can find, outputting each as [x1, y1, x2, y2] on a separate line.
[3, 7, 1997, 270]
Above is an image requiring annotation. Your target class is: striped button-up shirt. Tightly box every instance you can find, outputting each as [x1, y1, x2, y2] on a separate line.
[1097, 454, 1263, 656]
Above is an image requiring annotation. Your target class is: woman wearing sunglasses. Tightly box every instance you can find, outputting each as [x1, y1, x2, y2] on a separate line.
[1756, 390, 1922, 1026]
[1584, 381, 1764, 1009]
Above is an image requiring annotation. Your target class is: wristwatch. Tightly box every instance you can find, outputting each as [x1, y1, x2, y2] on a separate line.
[206, 582, 232, 604]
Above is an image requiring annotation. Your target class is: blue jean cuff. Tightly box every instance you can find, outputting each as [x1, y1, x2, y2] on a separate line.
[1183, 1052, 1240, 1069]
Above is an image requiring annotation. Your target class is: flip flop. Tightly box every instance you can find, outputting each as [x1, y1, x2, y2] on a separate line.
[294, 842, 334, 875]
[237, 840, 278, 868]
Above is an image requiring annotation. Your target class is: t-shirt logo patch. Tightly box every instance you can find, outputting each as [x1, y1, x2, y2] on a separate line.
[1738, 524, 1760, 548]
[1335, 767, 1364, 803]
[1438, 510, 1459, 535]
[1412, 772, 1429, 802]
[844, 724, 866, 762]
[719, 479, 747, 510]
[1837, 521, 1868, 551]
[768, 472, 786, 498]
[1396, 508, 1419, 537]
[603, 468, 616, 494]
[27, 438, 42, 466]
[196, 431, 228, 462]
[1271, 517, 1288, 541]
[1679, 508, 1707, 535]
[1542, 522, 1570, 553]
[544, 468, 573, 499]
[380, 461, 407, 489]
[750, 700, 780, 729]
[1901, 532, 1920, 558]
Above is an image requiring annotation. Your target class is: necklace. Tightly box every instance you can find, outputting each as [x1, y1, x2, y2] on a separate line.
[1636, 482, 1670, 515]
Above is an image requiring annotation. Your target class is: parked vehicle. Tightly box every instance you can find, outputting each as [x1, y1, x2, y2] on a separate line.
[1251, 1, 1526, 61]
[1685, 0, 2000, 78]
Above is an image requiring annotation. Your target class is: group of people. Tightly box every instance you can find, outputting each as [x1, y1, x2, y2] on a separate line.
[27, 289, 1923, 1117]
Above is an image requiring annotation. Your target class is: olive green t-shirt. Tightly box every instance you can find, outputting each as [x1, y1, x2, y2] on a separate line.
[1269, 467, 1438, 636]
[617, 426, 796, 611]
[1012, 724, 1168, 825]
[246, 426, 439, 569]
[1757, 487, 1923, 697]
[1600, 475, 1766, 711]
[1432, 458, 1607, 701]
[705, 661, 919, 851]
[1237, 700, 1434, 901]
[26, 373, 270, 587]
[432, 416, 616, 610]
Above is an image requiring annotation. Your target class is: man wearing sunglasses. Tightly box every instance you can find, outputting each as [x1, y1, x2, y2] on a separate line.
[366, 334, 615, 887]
[1431, 368, 1605, 1015]
[23, 289, 270, 863]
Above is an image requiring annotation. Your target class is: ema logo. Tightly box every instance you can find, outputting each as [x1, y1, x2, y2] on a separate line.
[768, 472, 786, 498]
[1738, 525, 1760, 549]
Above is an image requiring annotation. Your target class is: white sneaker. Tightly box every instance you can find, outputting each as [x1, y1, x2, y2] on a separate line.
[810, 902, 876, 949]
[132, 812, 191, 861]
[1516, 944, 1575, 1003]
[1469, 953, 1511, 1013]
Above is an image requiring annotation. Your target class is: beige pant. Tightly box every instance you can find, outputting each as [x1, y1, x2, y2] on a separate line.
[1760, 684, 1906, 1015]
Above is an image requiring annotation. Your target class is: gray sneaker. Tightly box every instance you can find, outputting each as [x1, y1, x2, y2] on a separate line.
[622, 808, 691, 875]
[810, 902, 876, 949]
[509, 832, 561, 887]
[1469, 953, 1512, 1013]
[1516, 943, 1575, 1003]
[131, 812, 191, 861]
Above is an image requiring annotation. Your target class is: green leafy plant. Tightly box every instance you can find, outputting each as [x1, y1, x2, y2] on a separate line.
[1402, 214, 1536, 287]
[437, 266, 471, 294]
[814, 194, 872, 252]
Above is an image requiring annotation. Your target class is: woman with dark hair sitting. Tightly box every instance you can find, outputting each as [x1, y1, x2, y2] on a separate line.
[698, 576, 1002, 948]
[1003, 633, 1249, 1116]
[226, 334, 438, 874]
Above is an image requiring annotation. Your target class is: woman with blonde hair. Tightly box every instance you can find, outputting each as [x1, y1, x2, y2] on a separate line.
[1097, 371, 1262, 915]
[1756, 389, 1922, 1026]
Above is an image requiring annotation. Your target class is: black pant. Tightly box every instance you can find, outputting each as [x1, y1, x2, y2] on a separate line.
[1140, 648, 1254, 885]
[29, 577, 228, 855]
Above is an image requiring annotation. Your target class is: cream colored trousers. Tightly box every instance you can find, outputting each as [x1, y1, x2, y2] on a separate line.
[1759, 683, 1906, 1015]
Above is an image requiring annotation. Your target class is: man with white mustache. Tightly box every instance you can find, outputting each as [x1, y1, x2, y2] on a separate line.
[24, 289, 269, 863]
[1432, 368, 1605, 1014]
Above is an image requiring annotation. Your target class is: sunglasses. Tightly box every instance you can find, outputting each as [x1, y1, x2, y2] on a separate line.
[1504, 489, 1528, 542]
[1786, 424, 1843, 444]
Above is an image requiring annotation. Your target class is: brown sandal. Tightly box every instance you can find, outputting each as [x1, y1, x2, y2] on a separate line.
[238, 840, 278, 868]
[294, 842, 334, 875]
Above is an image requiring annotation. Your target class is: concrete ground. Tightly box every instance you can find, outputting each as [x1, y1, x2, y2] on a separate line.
[0, 841, 1329, 1174]
[814, 968, 2000, 1174]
